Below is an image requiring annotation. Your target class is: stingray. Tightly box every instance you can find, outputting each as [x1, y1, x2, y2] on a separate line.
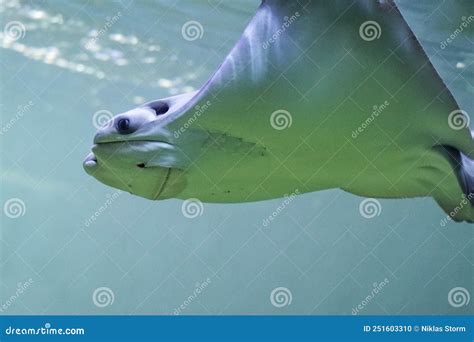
[84, 0, 474, 223]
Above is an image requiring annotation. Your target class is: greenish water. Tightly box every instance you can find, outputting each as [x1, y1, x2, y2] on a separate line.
[0, 0, 472, 315]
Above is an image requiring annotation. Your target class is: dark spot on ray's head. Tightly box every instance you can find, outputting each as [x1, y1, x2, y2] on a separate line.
[152, 101, 169, 116]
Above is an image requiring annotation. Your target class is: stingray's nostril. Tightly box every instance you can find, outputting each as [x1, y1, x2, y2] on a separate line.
[116, 118, 131, 134]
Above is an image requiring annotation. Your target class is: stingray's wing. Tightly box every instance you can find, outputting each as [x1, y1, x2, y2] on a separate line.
[256, 0, 474, 217]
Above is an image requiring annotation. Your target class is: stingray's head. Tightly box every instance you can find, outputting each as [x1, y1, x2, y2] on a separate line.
[83, 92, 200, 200]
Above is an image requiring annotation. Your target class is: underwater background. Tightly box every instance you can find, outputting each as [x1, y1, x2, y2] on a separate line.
[0, 0, 472, 315]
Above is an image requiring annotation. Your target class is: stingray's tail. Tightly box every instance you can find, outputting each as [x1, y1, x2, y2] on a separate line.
[459, 131, 474, 205]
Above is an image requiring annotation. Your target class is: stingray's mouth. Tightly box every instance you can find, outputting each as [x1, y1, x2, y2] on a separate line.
[93, 133, 172, 146]
[83, 140, 179, 200]
[83, 151, 152, 172]
[83, 152, 98, 173]
[89, 139, 176, 169]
